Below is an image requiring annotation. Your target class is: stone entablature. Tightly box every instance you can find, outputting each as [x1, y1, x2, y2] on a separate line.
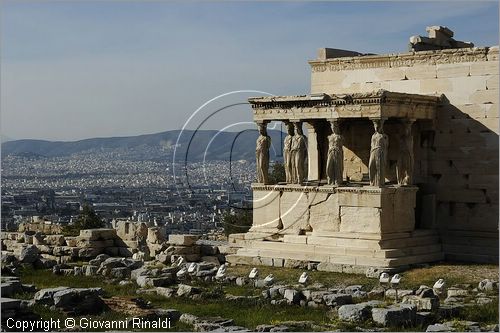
[250, 90, 435, 186]
[249, 90, 439, 121]
[308, 46, 498, 73]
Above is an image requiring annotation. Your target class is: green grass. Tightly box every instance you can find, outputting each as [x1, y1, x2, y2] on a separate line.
[223, 284, 262, 297]
[18, 267, 137, 298]
[17, 268, 191, 331]
[12, 291, 36, 300]
[14, 263, 500, 332]
[458, 298, 499, 324]
[17, 267, 333, 330]
[32, 303, 67, 321]
[142, 293, 332, 330]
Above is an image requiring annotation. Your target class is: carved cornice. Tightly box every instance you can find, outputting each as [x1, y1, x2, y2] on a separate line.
[249, 90, 439, 121]
[249, 90, 439, 109]
[308, 47, 492, 72]
[249, 90, 385, 109]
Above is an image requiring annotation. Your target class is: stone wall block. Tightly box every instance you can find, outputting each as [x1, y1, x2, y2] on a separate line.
[486, 75, 499, 90]
[436, 63, 471, 78]
[470, 61, 499, 76]
[404, 65, 437, 80]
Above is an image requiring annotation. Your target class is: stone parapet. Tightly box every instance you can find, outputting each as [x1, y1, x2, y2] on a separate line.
[251, 185, 417, 236]
[308, 47, 493, 72]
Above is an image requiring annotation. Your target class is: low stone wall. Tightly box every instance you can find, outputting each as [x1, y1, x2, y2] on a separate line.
[1, 225, 234, 267]
[251, 185, 417, 235]
[1, 228, 125, 264]
[18, 222, 63, 235]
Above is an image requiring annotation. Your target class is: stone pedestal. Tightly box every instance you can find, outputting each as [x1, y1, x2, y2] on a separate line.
[250, 184, 417, 236]
[229, 184, 443, 270]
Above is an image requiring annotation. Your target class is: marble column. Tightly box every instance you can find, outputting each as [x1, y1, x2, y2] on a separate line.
[397, 119, 415, 186]
[304, 121, 320, 181]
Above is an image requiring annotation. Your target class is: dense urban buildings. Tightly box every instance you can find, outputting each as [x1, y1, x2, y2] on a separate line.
[1, 150, 255, 234]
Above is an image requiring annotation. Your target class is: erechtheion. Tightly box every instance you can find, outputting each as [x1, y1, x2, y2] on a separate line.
[228, 26, 499, 273]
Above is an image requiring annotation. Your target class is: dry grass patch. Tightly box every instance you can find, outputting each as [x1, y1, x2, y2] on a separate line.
[227, 263, 498, 290]
[227, 265, 377, 289]
[400, 263, 499, 288]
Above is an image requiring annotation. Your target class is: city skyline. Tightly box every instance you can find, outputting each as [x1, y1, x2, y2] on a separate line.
[1, 1, 499, 141]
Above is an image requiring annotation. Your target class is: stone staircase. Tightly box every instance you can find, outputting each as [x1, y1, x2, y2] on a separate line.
[227, 229, 444, 273]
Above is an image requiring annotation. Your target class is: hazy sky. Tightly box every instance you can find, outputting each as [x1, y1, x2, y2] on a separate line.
[1, 1, 498, 141]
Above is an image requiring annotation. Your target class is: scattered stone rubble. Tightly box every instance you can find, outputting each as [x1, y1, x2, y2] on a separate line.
[35, 287, 106, 315]
[1, 223, 231, 271]
[1, 276, 40, 328]
[2, 227, 499, 332]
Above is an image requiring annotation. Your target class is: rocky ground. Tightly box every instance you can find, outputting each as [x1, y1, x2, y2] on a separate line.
[1, 246, 498, 332]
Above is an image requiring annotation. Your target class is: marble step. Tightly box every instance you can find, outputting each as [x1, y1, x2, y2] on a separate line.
[242, 239, 442, 259]
[234, 245, 444, 268]
[229, 248, 444, 269]
[237, 231, 440, 250]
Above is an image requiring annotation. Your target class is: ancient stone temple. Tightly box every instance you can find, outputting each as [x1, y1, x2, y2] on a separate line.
[227, 26, 499, 272]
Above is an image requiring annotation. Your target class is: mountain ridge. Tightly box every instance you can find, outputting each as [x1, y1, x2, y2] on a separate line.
[1, 129, 285, 162]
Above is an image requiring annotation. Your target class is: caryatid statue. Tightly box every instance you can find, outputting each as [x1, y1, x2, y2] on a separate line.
[255, 122, 271, 184]
[283, 122, 295, 183]
[368, 119, 389, 187]
[326, 120, 344, 186]
[291, 122, 307, 184]
[396, 120, 414, 186]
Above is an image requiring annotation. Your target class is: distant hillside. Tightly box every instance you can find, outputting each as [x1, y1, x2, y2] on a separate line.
[1, 130, 286, 162]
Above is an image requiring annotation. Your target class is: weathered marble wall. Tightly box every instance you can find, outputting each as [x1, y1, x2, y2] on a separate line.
[251, 186, 417, 236]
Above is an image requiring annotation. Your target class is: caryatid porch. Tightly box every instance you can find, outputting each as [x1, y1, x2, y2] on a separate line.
[227, 90, 445, 271]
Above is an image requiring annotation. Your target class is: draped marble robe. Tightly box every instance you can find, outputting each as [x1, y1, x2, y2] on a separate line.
[283, 123, 295, 183]
[369, 121, 389, 187]
[291, 123, 307, 184]
[256, 124, 271, 184]
[326, 122, 344, 186]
